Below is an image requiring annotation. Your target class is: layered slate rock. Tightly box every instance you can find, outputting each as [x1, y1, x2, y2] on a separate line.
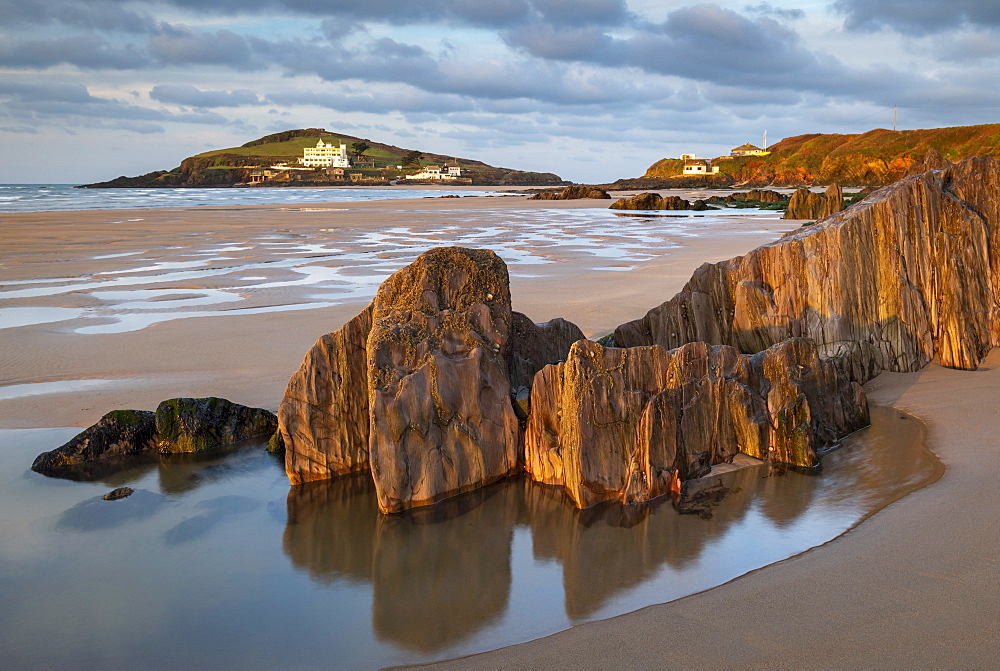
[279, 306, 373, 484]
[528, 185, 611, 200]
[155, 397, 278, 453]
[367, 247, 521, 513]
[783, 184, 844, 220]
[610, 193, 712, 211]
[31, 409, 157, 478]
[615, 157, 1000, 377]
[508, 312, 585, 419]
[524, 338, 867, 508]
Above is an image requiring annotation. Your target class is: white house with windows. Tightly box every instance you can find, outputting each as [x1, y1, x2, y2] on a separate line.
[409, 164, 462, 180]
[681, 153, 720, 175]
[298, 139, 351, 168]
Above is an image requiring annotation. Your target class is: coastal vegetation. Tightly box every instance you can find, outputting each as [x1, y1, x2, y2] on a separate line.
[634, 123, 1000, 187]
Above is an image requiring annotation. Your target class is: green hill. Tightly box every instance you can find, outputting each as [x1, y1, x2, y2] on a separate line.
[82, 128, 565, 188]
[639, 123, 1000, 187]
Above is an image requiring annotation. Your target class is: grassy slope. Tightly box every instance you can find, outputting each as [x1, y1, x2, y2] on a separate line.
[643, 123, 1000, 186]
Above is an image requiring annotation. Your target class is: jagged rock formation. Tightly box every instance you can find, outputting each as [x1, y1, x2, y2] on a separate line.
[904, 148, 952, 177]
[524, 339, 867, 508]
[280, 307, 373, 484]
[32, 409, 157, 478]
[528, 185, 611, 200]
[615, 156, 1000, 377]
[32, 399, 277, 479]
[155, 397, 278, 453]
[278, 247, 586, 513]
[367, 248, 520, 513]
[609, 193, 712, 211]
[783, 184, 844, 220]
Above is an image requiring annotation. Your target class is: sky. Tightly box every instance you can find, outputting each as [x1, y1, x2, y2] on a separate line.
[2, 0, 1000, 184]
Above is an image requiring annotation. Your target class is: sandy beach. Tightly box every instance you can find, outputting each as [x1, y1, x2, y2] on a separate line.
[5, 191, 994, 667]
[0, 192, 795, 428]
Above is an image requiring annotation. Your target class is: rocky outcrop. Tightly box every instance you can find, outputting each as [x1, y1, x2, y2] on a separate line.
[524, 338, 867, 508]
[278, 247, 586, 512]
[708, 189, 788, 205]
[610, 193, 712, 211]
[279, 307, 373, 484]
[529, 185, 611, 200]
[367, 247, 520, 513]
[31, 409, 157, 478]
[32, 398, 277, 479]
[155, 397, 277, 453]
[783, 184, 844, 220]
[615, 156, 1000, 377]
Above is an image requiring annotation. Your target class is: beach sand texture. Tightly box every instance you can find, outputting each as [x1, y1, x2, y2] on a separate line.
[4, 192, 995, 666]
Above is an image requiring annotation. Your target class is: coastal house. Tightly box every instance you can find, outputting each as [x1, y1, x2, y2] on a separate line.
[299, 139, 351, 168]
[682, 155, 720, 175]
[731, 142, 770, 157]
[352, 156, 377, 169]
[408, 163, 463, 180]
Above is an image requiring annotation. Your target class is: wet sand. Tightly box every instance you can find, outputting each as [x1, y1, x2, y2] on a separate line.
[0, 193, 796, 428]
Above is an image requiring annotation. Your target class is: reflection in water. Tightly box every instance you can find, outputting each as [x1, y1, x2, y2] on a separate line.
[282, 405, 940, 651]
[0, 406, 941, 668]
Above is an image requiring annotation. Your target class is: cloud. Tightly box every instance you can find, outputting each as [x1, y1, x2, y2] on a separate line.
[833, 0, 1000, 35]
[148, 24, 266, 70]
[150, 84, 263, 107]
[743, 3, 804, 20]
[0, 0, 155, 33]
[0, 34, 151, 69]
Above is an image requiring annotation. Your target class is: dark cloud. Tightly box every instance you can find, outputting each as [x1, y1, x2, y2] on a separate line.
[833, 0, 1000, 35]
[0, 0, 154, 32]
[148, 24, 266, 70]
[0, 34, 151, 69]
[150, 84, 263, 107]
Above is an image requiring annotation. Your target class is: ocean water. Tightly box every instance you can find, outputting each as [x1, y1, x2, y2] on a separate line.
[0, 184, 498, 213]
[0, 406, 941, 668]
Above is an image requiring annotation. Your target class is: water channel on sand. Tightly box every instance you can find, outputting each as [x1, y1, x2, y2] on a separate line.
[0, 405, 940, 668]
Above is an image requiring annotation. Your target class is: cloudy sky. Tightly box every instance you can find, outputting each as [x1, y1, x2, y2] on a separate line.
[2, 0, 999, 184]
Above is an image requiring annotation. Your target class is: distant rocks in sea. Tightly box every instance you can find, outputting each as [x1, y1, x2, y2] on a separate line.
[783, 184, 845, 220]
[31, 397, 277, 480]
[528, 185, 611, 200]
[609, 193, 714, 211]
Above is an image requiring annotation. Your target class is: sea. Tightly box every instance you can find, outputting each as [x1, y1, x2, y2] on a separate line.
[0, 184, 500, 213]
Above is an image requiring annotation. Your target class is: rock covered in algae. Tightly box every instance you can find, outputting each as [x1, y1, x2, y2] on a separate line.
[31, 409, 157, 478]
[154, 397, 277, 453]
[524, 338, 868, 508]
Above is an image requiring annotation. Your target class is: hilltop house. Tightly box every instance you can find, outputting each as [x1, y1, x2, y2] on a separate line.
[681, 154, 720, 175]
[299, 139, 351, 168]
[409, 164, 463, 180]
[731, 142, 770, 157]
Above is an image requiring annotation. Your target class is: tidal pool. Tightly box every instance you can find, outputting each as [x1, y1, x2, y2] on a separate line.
[0, 405, 940, 669]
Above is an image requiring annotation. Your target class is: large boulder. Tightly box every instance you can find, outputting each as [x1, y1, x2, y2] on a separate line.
[31, 409, 157, 478]
[280, 307, 373, 484]
[508, 313, 585, 419]
[524, 338, 867, 508]
[154, 397, 278, 453]
[367, 247, 521, 513]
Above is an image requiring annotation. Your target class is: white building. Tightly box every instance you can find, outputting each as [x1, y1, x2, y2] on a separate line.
[298, 139, 351, 168]
[409, 163, 462, 180]
[682, 156, 720, 175]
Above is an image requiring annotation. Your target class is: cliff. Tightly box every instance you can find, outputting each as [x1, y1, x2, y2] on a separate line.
[81, 128, 565, 188]
[641, 123, 1000, 187]
[614, 156, 1000, 380]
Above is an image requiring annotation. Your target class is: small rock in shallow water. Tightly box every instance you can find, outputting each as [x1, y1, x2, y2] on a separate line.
[102, 487, 134, 501]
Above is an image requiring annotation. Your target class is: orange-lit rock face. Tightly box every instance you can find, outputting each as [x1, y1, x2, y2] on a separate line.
[524, 339, 868, 509]
[366, 247, 520, 513]
[616, 157, 1000, 377]
[280, 306, 373, 485]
